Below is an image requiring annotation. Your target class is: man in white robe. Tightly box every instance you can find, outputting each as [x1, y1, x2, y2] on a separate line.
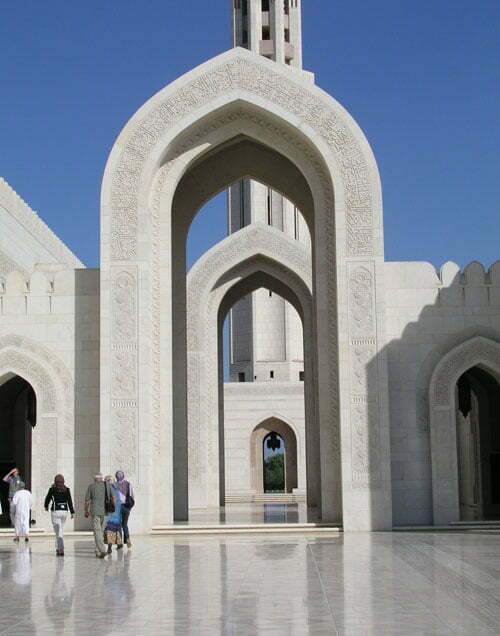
[11, 482, 33, 542]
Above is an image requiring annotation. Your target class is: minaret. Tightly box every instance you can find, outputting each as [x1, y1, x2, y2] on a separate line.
[228, 0, 310, 383]
[231, 0, 303, 68]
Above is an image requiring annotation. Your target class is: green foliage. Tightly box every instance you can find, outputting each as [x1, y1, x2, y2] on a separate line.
[264, 453, 284, 492]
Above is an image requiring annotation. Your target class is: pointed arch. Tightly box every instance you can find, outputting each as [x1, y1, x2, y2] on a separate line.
[429, 336, 500, 523]
[185, 224, 318, 510]
[101, 47, 391, 530]
[251, 416, 299, 495]
[0, 335, 74, 524]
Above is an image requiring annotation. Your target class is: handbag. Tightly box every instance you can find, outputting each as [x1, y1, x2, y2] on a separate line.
[125, 483, 135, 509]
[104, 483, 115, 514]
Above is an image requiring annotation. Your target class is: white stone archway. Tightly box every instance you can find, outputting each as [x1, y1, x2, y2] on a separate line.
[250, 417, 299, 495]
[186, 223, 318, 510]
[0, 335, 74, 525]
[429, 336, 500, 524]
[101, 48, 391, 531]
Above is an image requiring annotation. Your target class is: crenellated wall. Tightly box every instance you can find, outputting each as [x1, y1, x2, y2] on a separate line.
[0, 265, 100, 530]
[385, 260, 500, 526]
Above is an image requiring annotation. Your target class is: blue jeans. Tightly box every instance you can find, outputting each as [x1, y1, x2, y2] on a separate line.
[120, 506, 131, 541]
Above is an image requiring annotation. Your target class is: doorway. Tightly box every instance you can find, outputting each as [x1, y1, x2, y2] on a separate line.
[0, 375, 36, 525]
[456, 366, 500, 520]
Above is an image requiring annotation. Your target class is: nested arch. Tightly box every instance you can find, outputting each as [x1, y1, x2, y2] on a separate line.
[429, 336, 500, 523]
[186, 225, 319, 510]
[102, 47, 387, 529]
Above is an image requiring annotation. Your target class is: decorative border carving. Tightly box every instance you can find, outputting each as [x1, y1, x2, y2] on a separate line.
[110, 56, 373, 260]
[0, 336, 74, 525]
[429, 336, 500, 523]
[110, 267, 139, 479]
[0, 334, 73, 439]
[432, 337, 500, 406]
[348, 264, 380, 487]
[185, 225, 313, 506]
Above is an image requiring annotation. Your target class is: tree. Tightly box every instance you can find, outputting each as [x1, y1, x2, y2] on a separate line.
[264, 453, 285, 492]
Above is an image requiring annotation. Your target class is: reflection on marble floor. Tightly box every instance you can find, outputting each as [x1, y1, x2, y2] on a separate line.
[0, 532, 499, 635]
[182, 502, 320, 525]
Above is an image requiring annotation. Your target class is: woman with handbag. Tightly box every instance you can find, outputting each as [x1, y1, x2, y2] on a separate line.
[113, 470, 134, 548]
[44, 475, 75, 556]
[103, 476, 123, 553]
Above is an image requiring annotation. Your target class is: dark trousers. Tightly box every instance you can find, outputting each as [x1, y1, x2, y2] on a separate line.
[120, 506, 131, 541]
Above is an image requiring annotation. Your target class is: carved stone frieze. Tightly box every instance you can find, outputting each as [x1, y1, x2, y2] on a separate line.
[109, 56, 374, 261]
[349, 266, 375, 338]
[432, 337, 500, 407]
[350, 399, 380, 486]
[111, 409, 137, 479]
[110, 268, 138, 402]
[347, 264, 380, 488]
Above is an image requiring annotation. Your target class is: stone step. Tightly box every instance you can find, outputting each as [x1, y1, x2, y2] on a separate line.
[150, 523, 341, 535]
[450, 520, 500, 525]
[394, 524, 500, 531]
[224, 494, 306, 503]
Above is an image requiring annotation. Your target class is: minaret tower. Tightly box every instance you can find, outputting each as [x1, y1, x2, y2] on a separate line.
[231, 0, 303, 68]
[228, 0, 310, 383]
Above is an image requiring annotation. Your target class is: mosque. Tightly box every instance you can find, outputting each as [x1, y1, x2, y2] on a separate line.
[1, 0, 499, 533]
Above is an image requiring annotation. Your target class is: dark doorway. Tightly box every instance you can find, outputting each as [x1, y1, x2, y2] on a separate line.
[456, 367, 500, 521]
[263, 432, 285, 493]
[0, 376, 36, 526]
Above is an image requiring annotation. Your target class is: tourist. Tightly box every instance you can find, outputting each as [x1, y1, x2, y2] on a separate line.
[113, 470, 134, 548]
[3, 467, 22, 526]
[11, 482, 33, 543]
[103, 475, 123, 553]
[44, 474, 75, 556]
[84, 473, 114, 559]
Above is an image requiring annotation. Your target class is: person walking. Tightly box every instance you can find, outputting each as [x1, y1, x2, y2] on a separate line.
[44, 475, 75, 556]
[11, 482, 33, 543]
[113, 470, 134, 548]
[103, 476, 123, 554]
[84, 473, 114, 558]
[3, 467, 22, 527]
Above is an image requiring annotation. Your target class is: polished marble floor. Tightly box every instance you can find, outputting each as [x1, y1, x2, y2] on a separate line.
[182, 502, 320, 525]
[0, 531, 499, 635]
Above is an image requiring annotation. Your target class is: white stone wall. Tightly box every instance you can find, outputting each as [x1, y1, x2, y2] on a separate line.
[0, 178, 82, 276]
[385, 260, 500, 525]
[0, 265, 100, 530]
[223, 381, 306, 496]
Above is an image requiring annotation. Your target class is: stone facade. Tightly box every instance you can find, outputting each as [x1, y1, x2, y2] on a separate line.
[1, 1, 499, 533]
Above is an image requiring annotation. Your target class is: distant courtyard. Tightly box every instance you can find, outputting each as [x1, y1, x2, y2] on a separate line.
[0, 531, 499, 635]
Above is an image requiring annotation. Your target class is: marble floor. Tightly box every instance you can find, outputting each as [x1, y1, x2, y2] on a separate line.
[182, 502, 321, 525]
[0, 531, 499, 635]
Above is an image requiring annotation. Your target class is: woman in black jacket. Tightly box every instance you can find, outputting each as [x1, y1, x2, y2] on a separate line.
[44, 475, 74, 556]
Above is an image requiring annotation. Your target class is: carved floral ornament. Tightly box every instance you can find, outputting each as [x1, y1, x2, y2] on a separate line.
[431, 336, 500, 407]
[0, 335, 74, 441]
[107, 53, 377, 261]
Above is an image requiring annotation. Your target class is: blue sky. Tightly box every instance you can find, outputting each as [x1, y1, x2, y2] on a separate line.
[0, 0, 499, 271]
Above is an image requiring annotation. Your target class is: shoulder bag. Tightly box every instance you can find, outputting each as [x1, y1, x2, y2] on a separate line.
[125, 482, 135, 509]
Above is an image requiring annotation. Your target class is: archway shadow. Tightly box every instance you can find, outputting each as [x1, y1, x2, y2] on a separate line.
[370, 260, 500, 527]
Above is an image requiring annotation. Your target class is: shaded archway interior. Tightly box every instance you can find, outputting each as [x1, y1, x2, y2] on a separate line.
[170, 130, 322, 520]
[0, 375, 36, 525]
[456, 366, 500, 521]
[215, 266, 318, 511]
[174, 136, 316, 239]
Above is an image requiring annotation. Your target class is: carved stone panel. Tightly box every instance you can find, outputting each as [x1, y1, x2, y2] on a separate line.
[348, 264, 381, 488]
[110, 267, 138, 480]
[109, 55, 375, 261]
